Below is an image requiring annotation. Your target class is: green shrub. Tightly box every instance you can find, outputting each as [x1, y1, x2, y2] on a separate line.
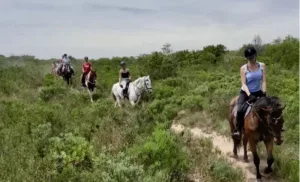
[47, 133, 95, 173]
[39, 86, 67, 102]
[132, 124, 189, 181]
[181, 95, 204, 111]
[210, 160, 243, 182]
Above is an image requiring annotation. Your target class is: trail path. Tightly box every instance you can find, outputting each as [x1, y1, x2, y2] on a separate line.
[170, 124, 281, 182]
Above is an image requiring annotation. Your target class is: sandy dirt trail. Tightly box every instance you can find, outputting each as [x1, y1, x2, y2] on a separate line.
[171, 124, 281, 182]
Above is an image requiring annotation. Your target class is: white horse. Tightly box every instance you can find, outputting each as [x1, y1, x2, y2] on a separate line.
[84, 70, 97, 103]
[111, 75, 152, 107]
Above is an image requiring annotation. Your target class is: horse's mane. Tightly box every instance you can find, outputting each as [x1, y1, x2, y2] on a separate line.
[133, 76, 144, 85]
[253, 96, 284, 112]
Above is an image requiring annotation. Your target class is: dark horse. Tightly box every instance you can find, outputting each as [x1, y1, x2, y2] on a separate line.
[83, 70, 97, 103]
[229, 96, 285, 182]
[59, 64, 73, 85]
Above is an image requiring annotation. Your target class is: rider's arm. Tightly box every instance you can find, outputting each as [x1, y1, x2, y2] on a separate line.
[128, 69, 131, 80]
[240, 66, 251, 96]
[261, 63, 267, 93]
[82, 64, 84, 73]
[119, 70, 122, 85]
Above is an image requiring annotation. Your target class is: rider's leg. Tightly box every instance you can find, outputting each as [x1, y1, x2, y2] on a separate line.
[70, 65, 75, 75]
[124, 81, 130, 96]
[81, 73, 86, 87]
[233, 90, 248, 136]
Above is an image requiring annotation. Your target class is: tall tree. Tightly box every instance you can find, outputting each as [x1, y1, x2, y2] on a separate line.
[161, 43, 172, 55]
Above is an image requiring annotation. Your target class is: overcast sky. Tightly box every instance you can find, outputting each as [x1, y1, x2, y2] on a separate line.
[0, 0, 298, 59]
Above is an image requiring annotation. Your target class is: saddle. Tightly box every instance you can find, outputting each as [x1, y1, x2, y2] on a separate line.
[120, 82, 130, 99]
[232, 102, 252, 118]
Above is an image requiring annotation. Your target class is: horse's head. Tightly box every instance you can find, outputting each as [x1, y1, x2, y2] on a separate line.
[89, 70, 97, 82]
[143, 75, 152, 93]
[267, 97, 286, 145]
[256, 96, 286, 145]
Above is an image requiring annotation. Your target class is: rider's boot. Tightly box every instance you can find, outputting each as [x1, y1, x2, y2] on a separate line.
[232, 111, 244, 138]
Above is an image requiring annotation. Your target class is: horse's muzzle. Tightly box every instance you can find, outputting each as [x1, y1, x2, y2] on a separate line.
[274, 137, 283, 145]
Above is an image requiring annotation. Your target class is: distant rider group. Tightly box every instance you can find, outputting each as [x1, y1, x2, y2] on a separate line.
[52, 53, 131, 97]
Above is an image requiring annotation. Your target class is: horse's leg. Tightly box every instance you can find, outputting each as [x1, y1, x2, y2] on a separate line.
[116, 96, 122, 107]
[249, 139, 262, 181]
[129, 100, 136, 107]
[263, 139, 274, 174]
[243, 134, 249, 162]
[88, 89, 93, 103]
[231, 117, 238, 157]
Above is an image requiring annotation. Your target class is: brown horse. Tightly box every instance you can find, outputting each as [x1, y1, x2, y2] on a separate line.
[229, 96, 285, 182]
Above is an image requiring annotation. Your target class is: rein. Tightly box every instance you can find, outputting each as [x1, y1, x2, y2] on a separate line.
[253, 108, 283, 138]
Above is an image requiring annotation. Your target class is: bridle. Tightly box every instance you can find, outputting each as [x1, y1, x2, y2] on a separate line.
[134, 77, 152, 93]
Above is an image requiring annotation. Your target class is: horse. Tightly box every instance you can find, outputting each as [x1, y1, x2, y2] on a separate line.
[83, 70, 97, 103]
[58, 64, 73, 85]
[229, 96, 286, 182]
[111, 75, 152, 107]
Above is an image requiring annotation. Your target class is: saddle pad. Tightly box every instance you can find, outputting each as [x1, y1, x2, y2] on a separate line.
[233, 104, 252, 118]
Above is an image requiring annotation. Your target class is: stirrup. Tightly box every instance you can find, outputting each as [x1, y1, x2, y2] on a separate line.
[232, 130, 240, 136]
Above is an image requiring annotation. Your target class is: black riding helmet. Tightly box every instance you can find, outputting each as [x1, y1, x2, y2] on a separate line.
[244, 46, 257, 59]
[84, 56, 88, 60]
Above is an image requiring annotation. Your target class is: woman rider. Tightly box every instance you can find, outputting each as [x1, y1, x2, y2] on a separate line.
[232, 46, 267, 137]
[81, 56, 92, 87]
[119, 61, 131, 97]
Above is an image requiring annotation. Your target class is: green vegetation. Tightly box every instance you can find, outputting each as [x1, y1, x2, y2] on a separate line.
[0, 35, 298, 182]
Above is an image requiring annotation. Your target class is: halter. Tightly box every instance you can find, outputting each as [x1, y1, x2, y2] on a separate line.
[134, 77, 152, 92]
[271, 113, 283, 125]
[144, 78, 152, 92]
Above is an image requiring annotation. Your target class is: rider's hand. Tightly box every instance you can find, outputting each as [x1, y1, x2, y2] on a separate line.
[248, 95, 257, 103]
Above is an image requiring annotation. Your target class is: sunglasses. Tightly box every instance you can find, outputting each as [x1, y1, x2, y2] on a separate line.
[247, 55, 256, 61]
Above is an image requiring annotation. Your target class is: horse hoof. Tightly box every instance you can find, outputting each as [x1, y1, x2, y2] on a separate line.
[264, 167, 273, 174]
[257, 179, 262, 182]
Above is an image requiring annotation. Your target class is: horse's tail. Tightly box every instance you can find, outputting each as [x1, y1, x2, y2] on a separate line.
[228, 96, 238, 132]
[229, 96, 243, 151]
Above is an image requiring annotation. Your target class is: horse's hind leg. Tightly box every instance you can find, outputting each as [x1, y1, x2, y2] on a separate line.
[263, 139, 274, 174]
[232, 136, 238, 157]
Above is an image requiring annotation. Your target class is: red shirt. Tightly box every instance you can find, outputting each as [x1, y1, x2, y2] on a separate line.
[82, 62, 92, 73]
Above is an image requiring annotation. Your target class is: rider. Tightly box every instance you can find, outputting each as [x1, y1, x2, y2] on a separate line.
[119, 61, 131, 97]
[232, 46, 267, 137]
[59, 54, 75, 76]
[81, 56, 92, 87]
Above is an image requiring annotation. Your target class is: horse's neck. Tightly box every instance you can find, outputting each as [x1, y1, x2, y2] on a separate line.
[134, 77, 144, 86]
[249, 110, 272, 135]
